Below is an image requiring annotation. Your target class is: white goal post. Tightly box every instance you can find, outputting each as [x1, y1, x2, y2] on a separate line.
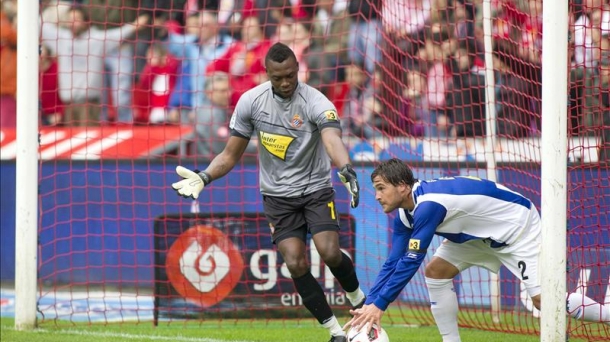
[540, 0, 569, 341]
[482, 0, 501, 324]
[14, 0, 40, 331]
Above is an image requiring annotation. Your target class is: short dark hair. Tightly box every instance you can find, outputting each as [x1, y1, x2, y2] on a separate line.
[265, 42, 297, 64]
[371, 158, 416, 187]
[68, 4, 90, 22]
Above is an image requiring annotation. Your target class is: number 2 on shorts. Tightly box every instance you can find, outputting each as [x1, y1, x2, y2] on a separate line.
[518, 261, 529, 280]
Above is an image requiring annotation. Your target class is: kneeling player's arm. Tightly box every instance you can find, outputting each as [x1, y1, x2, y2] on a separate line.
[372, 251, 427, 311]
[365, 216, 413, 307]
[372, 204, 445, 310]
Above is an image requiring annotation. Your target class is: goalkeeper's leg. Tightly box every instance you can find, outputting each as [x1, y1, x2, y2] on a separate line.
[279, 237, 346, 338]
[312, 230, 366, 308]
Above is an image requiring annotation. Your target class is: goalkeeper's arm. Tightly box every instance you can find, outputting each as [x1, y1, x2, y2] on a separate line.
[320, 128, 360, 208]
[171, 135, 250, 199]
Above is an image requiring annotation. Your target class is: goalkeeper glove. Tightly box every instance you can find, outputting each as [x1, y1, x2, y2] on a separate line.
[337, 164, 360, 208]
[171, 166, 211, 200]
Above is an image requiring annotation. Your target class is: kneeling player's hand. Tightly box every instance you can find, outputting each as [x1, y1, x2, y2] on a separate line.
[171, 166, 211, 199]
[338, 164, 360, 208]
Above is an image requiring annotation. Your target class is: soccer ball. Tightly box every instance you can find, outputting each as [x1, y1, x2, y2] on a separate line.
[347, 324, 390, 342]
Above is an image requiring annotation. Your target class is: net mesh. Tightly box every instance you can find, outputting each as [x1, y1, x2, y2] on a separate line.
[0, 0, 608, 339]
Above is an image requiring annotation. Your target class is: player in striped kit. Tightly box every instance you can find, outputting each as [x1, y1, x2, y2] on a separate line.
[347, 158, 610, 342]
[172, 42, 365, 342]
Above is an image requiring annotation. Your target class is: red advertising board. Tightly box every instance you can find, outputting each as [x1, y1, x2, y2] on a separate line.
[0, 126, 193, 160]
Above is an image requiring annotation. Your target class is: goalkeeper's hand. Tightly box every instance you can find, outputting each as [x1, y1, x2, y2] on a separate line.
[337, 164, 360, 208]
[171, 166, 211, 200]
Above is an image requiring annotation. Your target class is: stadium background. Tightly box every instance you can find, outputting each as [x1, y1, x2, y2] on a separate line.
[0, 0, 609, 340]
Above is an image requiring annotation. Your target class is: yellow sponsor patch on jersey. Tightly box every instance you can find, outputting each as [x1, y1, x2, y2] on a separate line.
[259, 131, 295, 160]
[408, 239, 421, 251]
[324, 110, 338, 121]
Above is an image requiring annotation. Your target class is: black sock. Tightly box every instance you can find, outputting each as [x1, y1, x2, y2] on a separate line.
[328, 252, 359, 293]
[293, 272, 333, 324]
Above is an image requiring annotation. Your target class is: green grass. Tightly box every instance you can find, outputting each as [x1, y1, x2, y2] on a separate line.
[2, 305, 608, 341]
[1, 316, 601, 342]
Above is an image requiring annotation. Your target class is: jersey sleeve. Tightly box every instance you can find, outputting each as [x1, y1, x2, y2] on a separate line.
[371, 202, 447, 311]
[365, 211, 412, 308]
[308, 89, 341, 130]
[229, 92, 254, 139]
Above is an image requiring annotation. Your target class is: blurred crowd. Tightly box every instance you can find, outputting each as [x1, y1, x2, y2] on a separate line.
[0, 0, 609, 158]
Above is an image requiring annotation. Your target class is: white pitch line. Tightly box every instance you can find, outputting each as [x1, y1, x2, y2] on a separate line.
[3, 326, 253, 342]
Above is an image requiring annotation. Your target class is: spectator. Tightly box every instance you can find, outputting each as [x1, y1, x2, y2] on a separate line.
[573, 0, 603, 69]
[133, 10, 170, 82]
[84, 0, 139, 124]
[0, 0, 17, 128]
[306, 0, 351, 96]
[180, 0, 220, 24]
[383, 0, 431, 40]
[348, 0, 381, 73]
[193, 72, 232, 159]
[255, 0, 295, 39]
[417, 23, 456, 138]
[401, 66, 428, 137]
[496, 73, 539, 138]
[39, 44, 65, 126]
[493, 0, 542, 137]
[221, 0, 256, 40]
[167, 10, 233, 123]
[134, 0, 203, 76]
[569, 0, 604, 135]
[453, 0, 478, 42]
[41, 0, 72, 25]
[166, 12, 198, 124]
[310, 0, 351, 55]
[381, 0, 433, 74]
[206, 14, 272, 107]
[602, 3, 610, 49]
[132, 43, 180, 124]
[446, 42, 486, 137]
[274, 18, 297, 47]
[274, 20, 311, 81]
[584, 58, 610, 161]
[341, 61, 382, 140]
[41, 5, 150, 126]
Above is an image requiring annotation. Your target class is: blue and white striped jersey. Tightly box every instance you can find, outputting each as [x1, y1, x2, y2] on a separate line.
[365, 176, 534, 311]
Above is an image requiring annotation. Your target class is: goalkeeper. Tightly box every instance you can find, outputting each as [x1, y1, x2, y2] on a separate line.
[172, 42, 365, 342]
[347, 158, 610, 342]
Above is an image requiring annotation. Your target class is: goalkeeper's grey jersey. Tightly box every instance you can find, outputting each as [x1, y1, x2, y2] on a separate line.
[229, 81, 341, 197]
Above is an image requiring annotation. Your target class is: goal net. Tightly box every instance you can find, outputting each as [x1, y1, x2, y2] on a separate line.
[0, 0, 608, 339]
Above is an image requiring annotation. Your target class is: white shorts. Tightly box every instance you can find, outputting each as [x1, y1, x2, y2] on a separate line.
[434, 206, 542, 298]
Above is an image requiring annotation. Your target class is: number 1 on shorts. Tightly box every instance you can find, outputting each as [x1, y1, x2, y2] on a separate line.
[327, 201, 336, 220]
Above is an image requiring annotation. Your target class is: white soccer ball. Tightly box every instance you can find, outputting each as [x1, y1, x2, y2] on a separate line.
[347, 324, 390, 342]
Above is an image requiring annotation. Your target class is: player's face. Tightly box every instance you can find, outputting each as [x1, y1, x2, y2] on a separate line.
[372, 175, 411, 213]
[266, 57, 299, 99]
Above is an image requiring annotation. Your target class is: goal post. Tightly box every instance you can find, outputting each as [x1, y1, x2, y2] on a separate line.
[14, 0, 40, 331]
[482, 0, 500, 324]
[540, 0, 569, 341]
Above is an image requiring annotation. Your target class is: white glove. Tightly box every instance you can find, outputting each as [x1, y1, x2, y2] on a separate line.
[171, 166, 210, 199]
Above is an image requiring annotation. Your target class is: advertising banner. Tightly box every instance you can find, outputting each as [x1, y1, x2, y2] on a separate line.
[153, 213, 356, 321]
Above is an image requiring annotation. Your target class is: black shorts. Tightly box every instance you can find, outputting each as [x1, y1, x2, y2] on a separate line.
[263, 187, 340, 244]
